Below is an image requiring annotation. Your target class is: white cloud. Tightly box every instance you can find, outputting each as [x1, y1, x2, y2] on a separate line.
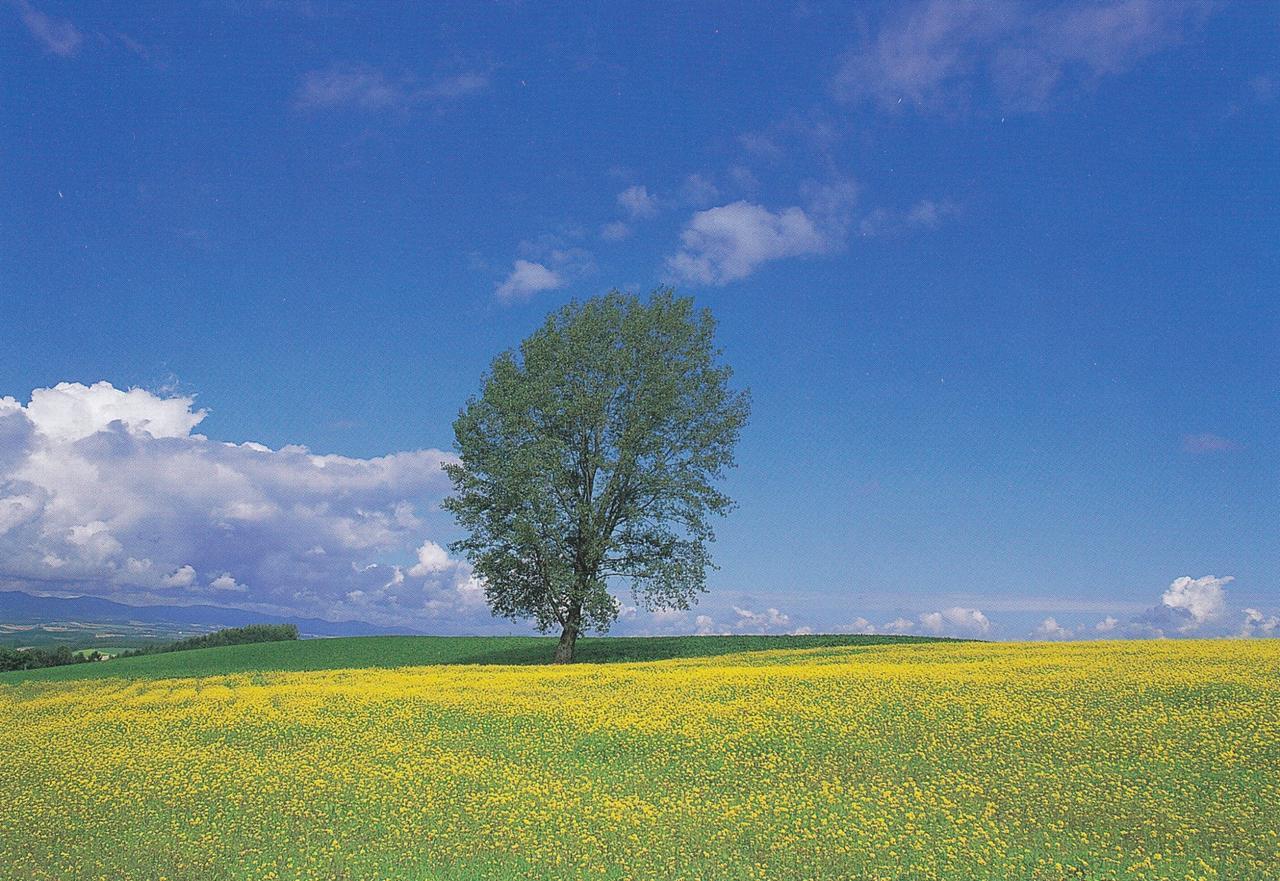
[665, 176, 857, 286]
[162, 564, 196, 589]
[1240, 608, 1280, 638]
[209, 573, 248, 592]
[693, 614, 716, 635]
[1095, 615, 1119, 633]
[833, 0, 1212, 113]
[664, 201, 829, 285]
[680, 174, 720, 207]
[1034, 616, 1073, 639]
[731, 605, 792, 633]
[920, 606, 991, 635]
[882, 616, 916, 634]
[495, 260, 563, 302]
[599, 221, 631, 242]
[0, 381, 484, 629]
[617, 185, 659, 220]
[295, 65, 489, 112]
[407, 540, 451, 577]
[25, 381, 206, 442]
[13, 0, 81, 57]
[1161, 575, 1231, 630]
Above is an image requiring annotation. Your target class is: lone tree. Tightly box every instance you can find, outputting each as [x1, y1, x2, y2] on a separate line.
[443, 289, 749, 662]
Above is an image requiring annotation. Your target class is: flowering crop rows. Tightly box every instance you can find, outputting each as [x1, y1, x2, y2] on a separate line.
[1, 640, 1276, 880]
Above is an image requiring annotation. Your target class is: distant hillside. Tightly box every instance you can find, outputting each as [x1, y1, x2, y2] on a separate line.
[0, 590, 423, 639]
[0, 633, 952, 683]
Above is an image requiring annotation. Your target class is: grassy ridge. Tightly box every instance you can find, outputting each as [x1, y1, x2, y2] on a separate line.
[0, 633, 946, 683]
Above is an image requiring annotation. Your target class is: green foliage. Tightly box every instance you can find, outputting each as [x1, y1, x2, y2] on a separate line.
[444, 289, 750, 659]
[0, 644, 102, 672]
[0, 633, 950, 683]
[117, 624, 298, 658]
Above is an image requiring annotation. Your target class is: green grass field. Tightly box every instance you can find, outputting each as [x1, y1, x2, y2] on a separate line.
[2, 637, 1276, 881]
[0, 632, 941, 683]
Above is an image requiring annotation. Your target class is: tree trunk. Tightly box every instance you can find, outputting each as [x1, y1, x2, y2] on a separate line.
[553, 605, 581, 663]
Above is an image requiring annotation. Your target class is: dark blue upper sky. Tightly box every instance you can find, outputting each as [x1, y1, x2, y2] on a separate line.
[2, 1, 1276, 638]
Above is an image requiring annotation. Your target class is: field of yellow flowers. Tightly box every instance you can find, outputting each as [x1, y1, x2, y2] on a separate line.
[1, 640, 1277, 880]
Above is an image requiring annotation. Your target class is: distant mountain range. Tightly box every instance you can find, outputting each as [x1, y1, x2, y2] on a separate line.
[0, 590, 423, 638]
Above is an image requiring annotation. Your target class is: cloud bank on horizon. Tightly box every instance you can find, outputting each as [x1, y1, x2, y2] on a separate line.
[0, 381, 1271, 640]
[0, 381, 484, 630]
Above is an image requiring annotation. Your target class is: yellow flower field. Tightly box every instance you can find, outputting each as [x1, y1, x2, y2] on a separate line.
[1, 641, 1277, 880]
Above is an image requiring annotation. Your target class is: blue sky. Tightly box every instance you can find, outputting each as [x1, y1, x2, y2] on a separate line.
[2, 0, 1277, 639]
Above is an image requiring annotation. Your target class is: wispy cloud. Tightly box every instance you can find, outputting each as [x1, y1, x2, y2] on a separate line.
[295, 64, 490, 113]
[860, 198, 960, 237]
[12, 0, 82, 57]
[617, 185, 659, 220]
[680, 174, 720, 207]
[599, 221, 632, 242]
[1181, 433, 1238, 454]
[420, 71, 489, 101]
[833, 0, 1213, 113]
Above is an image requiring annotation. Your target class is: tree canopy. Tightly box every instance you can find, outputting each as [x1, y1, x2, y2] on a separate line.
[443, 289, 750, 662]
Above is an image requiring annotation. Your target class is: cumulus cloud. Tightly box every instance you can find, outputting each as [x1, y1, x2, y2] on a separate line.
[0, 382, 486, 629]
[1094, 615, 1119, 633]
[664, 176, 857, 285]
[209, 573, 248, 593]
[12, 0, 81, 57]
[495, 260, 563, 302]
[496, 235, 596, 302]
[665, 202, 829, 285]
[162, 564, 196, 589]
[295, 65, 489, 112]
[23, 381, 205, 442]
[407, 540, 450, 577]
[834, 615, 918, 635]
[1240, 608, 1279, 638]
[833, 0, 1212, 113]
[1034, 616, 1073, 639]
[731, 605, 792, 633]
[1161, 575, 1230, 630]
[920, 606, 991, 636]
[1120, 574, 1270, 638]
